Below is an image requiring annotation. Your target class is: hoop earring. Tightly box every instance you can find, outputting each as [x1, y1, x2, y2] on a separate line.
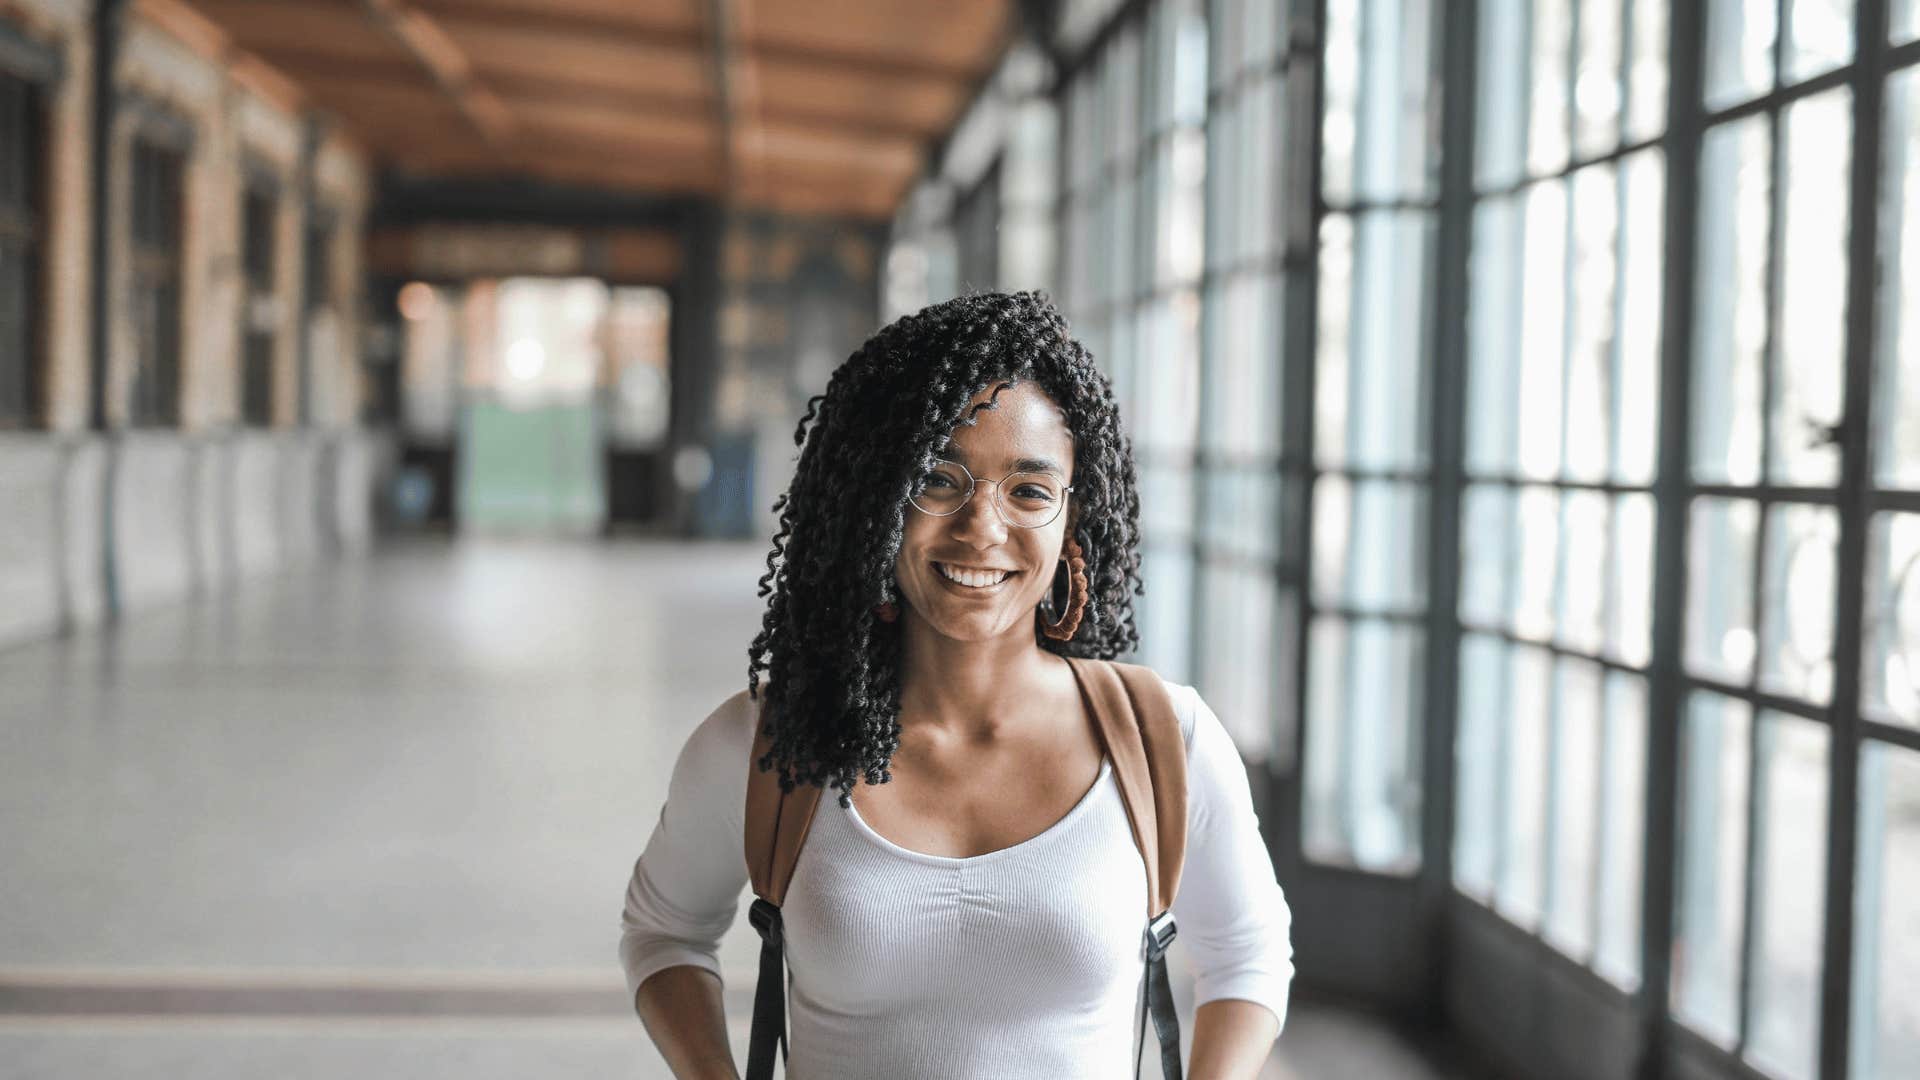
[1040, 536, 1088, 642]
[874, 578, 899, 623]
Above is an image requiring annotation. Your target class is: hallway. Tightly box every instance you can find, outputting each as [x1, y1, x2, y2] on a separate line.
[0, 540, 1456, 1079]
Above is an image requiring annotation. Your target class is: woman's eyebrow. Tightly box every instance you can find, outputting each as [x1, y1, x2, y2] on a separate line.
[940, 449, 1066, 475]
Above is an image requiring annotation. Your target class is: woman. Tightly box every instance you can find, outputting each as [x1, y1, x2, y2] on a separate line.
[619, 291, 1293, 1079]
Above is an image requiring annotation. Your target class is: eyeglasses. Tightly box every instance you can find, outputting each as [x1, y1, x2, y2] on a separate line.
[908, 459, 1073, 529]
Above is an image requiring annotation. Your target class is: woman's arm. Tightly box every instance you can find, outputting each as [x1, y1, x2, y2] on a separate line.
[635, 965, 739, 1080]
[1167, 683, 1295, 1074]
[619, 693, 756, 1076]
[1189, 998, 1282, 1080]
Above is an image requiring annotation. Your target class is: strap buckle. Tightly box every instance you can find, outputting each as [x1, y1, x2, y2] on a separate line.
[749, 897, 784, 948]
[1145, 910, 1177, 961]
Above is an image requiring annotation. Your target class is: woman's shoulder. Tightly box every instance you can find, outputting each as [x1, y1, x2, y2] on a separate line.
[1099, 660, 1203, 749]
[668, 688, 763, 794]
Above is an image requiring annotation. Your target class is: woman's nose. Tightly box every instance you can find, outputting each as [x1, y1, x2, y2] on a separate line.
[949, 484, 1009, 546]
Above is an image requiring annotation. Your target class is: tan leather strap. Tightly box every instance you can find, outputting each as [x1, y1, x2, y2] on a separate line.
[1065, 656, 1187, 917]
[745, 696, 823, 906]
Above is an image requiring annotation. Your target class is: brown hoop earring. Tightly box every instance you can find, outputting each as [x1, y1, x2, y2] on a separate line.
[874, 578, 900, 623]
[1040, 536, 1088, 642]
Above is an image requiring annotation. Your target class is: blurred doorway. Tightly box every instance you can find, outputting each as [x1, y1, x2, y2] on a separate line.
[396, 278, 671, 535]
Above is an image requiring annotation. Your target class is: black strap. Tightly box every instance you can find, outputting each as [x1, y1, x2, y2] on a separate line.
[746, 898, 788, 1080]
[1135, 911, 1182, 1080]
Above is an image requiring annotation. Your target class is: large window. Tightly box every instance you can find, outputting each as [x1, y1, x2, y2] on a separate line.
[1454, 0, 1668, 992]
[128, 133, 185, 428]
[1301, 0, 1438, 874]
[239, 171, 279, 427]
[1189, 0, 1296, 765]
[0, 66, 45, 429]
[1057, 0, 1208, 687]
[300, 208, 337, 425]
[1042, 1, 1920, 1074]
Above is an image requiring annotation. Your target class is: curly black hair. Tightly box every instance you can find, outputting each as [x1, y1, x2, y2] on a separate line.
[746, 290, 1145, 808]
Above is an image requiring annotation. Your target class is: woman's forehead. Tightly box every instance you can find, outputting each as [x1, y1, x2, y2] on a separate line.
[940, 382, 1074, 468]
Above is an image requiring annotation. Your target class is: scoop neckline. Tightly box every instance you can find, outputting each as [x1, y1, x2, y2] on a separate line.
[843, 755, 1113, 867]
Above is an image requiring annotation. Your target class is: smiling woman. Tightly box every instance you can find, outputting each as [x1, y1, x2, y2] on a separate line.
[618, 291, 1294, 1080]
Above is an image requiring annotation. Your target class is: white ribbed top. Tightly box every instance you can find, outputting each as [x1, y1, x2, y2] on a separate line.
[618, 676, 1294, 1080]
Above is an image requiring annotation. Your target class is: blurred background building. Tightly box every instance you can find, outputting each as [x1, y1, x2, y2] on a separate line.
[0, 0, 1917, 1078]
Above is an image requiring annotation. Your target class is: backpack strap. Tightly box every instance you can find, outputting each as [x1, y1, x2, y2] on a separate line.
[742, 696, 821, 1079]
[1066, 656, 1188, 1080]
[1064, 657, 1187, 916]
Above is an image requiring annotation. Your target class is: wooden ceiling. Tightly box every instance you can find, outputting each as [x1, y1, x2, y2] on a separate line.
[178, 0, 1016, 220]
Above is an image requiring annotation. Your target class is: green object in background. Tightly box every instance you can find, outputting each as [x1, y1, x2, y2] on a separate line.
[457, 398, 606, 534]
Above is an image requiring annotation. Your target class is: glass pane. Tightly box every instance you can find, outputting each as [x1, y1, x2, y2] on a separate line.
[1477, 0, 1530, 188]
[1302, 617, 1424, 873]
[1595, 671, 1648, 989]
[1353, 0, 1437, 202]
[1673, 691, 1753, 1048]
[1196, 562, 1282, 762]
[1515, 485, 1560, 641]
[1558, 490, 1609, 654]
[1565, 165, 1619, 484]
[1615, 149, 1665, 487]
[1200, 467, 1281, 560]
[1746, 712, 1829, 1080]
[1545, 657, 1602, 959]
[1461, 483, 1515, 627]
[1455, 633, 1507, 900]
[1692, 116, 1770, 486]
[1704, 0, 1777, 111]
[1899, 0, 1920, 43]
[1773, 89, 1851, 487]
[1573, 0, 1622, 158]
[1878, 68, 1920, 490]
[1136, 542, 1194, 683]
[1312, 476, 1429, 610]
[1528, 0, 1572, 175]
[1624, 0, 1670, 144]
[1498, 644, 1554, 926]
[1783, 0, 1855, 84]
[1137, 292, 1202, 455]
[1519, 181, 1568, 481]
[1140, 457, 1197, 542]
[1851, 740, 1920, 1079]
[1201, 272, 1285, 457]
[1759, 503, 1839, 704]
[1316, 213, 1354, 466]
[1862, 512, 1920, 726]
[1468, 194, 1523, 474]
[1347, 212, 1435, 470]
[1321, 0, 1360, 204]
[1609, 492, 1657, 668]
[1687, 497, 1761, 685]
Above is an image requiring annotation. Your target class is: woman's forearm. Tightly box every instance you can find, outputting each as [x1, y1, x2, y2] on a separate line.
[1187, 997, 1281, 1080]
[633, 964, 739, 1080]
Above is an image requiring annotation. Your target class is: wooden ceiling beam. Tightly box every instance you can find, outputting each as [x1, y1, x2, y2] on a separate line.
[361, 0, 515, 146]
[421, 3, 981, 86]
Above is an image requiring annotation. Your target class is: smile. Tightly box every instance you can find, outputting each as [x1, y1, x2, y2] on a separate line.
[933, 562, 1016, 590]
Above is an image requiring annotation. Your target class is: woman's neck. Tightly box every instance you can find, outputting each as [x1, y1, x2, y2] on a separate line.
[896, 619, 1063, 742]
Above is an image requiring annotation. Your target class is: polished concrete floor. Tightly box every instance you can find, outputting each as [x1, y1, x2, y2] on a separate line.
[0, 538, 1462, 1079]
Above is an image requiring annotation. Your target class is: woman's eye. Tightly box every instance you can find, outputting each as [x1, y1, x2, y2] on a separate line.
[1014, 485, 1054, 502]
[924, 472, 957, 489]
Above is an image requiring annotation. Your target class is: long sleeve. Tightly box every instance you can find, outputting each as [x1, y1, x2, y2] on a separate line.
[1167, 682, 1295, 1032]
[618, 689, 756, 1009]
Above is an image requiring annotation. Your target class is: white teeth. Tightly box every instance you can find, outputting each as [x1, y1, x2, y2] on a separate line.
[936, 562, 1011, 588]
